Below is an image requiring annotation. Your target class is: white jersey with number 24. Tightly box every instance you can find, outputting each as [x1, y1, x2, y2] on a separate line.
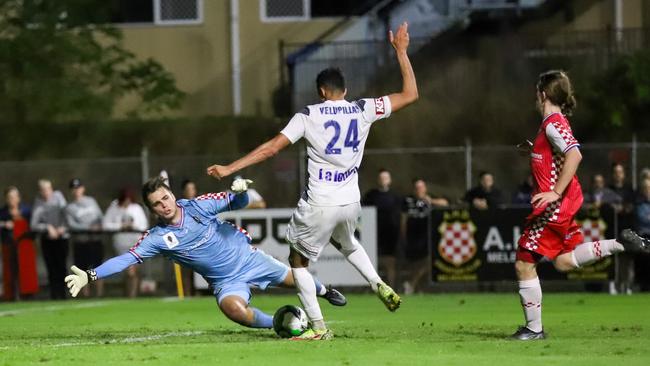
[281, 96, 392, 206]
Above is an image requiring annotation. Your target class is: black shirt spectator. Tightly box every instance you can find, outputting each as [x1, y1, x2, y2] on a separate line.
[363, 169, 402, 287]
[464, 171, 504, 210]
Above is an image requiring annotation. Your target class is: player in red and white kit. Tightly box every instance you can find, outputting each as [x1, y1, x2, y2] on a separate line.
[512, 70, 650, 340]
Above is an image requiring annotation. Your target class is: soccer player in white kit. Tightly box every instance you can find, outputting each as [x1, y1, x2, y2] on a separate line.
[207, 22, 418, 340]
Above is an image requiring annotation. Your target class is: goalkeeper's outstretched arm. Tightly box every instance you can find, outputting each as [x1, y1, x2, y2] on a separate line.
[65, 253, 139, 297]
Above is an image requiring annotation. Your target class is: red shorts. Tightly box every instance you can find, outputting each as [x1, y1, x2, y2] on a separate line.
[517, 215, 584, 263]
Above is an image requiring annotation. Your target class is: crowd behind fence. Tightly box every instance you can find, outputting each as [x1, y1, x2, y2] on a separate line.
[1, 140, 650, 300]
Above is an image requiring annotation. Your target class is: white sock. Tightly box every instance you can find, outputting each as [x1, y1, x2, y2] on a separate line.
[518, 277, 542, 333]
[345, 246, 382, 292]
[570, 240, 624, 267]
[291, 267, 325, 329]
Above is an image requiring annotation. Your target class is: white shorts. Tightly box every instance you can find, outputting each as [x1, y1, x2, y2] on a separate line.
[285, 199, 361, 261]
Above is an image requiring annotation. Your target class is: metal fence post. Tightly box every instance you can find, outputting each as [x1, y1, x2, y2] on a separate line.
[632, 134, 637, 190]
[465, 138, 472, 190]
[141, 147, 149, 184]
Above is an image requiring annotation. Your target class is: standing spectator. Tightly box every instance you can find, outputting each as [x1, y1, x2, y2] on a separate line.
[64, 178, 104, 297]
[512, 175, 534, 205]
[1, 186, 35, 300]
[103, 188, 148, 297]
[181, 179, 198, 200]
[635, 179, 650, 291]
[464, 171, 504, 210]
[636, 179, 650, 236]
[362, 169, 402, 287]
[31, 179, 68, 300]
[583, 174, 621, 209]
[401, 179, 448, 294]
[609, 163, 637, 295]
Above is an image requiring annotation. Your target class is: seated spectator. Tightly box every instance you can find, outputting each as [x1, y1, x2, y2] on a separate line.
[103, 188, 148, 298]
[464, 171, 504, 210]
[512, 175, 534, 205]
[64, 178, 104, 297]
[584, 174, 621, 209]
[401, 179, 448, 295]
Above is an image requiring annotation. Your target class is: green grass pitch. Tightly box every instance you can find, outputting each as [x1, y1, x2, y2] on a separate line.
[1, 293, 648, 365]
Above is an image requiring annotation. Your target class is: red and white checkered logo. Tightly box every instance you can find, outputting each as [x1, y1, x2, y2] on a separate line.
[438, 221, 477, 267]
[579, 218, 607, 243]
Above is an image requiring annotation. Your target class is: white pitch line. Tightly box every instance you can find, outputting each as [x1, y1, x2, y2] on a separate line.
[0, 301, 111, 317]
[49, 331, 205, 348]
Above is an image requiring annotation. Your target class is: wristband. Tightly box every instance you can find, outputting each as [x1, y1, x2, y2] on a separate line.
[86, 269, 98, 282]
[551, 189, 562, 197]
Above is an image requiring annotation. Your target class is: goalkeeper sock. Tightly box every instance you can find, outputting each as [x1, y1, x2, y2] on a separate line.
[570, 240, 624, 267]
[518, 277, 542, 333]
[292, 267, 325, 330]
[313, 278, 327, 296]
[345, 246, 382, 293]
[250, 307, 273, 328]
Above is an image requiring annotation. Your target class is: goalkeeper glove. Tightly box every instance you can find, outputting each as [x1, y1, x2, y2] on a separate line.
[231, 178, 253, 194]
[64, 265, 97, 297]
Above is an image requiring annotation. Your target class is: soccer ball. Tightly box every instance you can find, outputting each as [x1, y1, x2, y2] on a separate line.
[272, 305, 309, 338]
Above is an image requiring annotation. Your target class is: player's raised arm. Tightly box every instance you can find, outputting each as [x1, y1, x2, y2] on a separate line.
[207, 133, 292, 180]
[386, 22, 418, 113]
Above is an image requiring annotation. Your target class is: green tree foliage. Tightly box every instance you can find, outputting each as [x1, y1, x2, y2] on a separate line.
[0, 0, 184, 123]
[580, 49, 650, 139]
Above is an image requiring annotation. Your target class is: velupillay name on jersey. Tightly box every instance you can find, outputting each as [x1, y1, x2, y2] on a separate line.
[318, 166, 359, 182]
[319, 105, 361, 115]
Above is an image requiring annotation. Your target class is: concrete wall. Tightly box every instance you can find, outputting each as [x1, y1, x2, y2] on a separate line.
[115, 0, 339, 118]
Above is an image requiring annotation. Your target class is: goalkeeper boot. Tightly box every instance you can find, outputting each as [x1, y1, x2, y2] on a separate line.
[290, 328, 334, 341]
[377, 283, 401, 312]
[619, 229, 650, 253]
[510, 326, 546, 341]
[320, 286, 347, 306]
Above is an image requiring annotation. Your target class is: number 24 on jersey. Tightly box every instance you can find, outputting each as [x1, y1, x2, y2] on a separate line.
[324, 119, 359, 155]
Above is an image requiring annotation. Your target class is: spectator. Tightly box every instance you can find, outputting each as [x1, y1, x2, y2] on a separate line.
[464, 171, 504, 210]
[234, 175, 266, 209]
[401, 179, 448, 294]
[641, 167, 650, 182]
[609, 163, 636, 215]
[64, 178, 104, 297]
[636, 179, 650, 236]
[609, 163, 637, 295]
[31, 179, 68, 300]
[512, 175, 534, 205]
[1, 186, 35, 300]
[583, 174, 621, 209]
[362, 169, 402, 287]
[103, 188, 148, 297]
[635, 179, 650, 291]
[181, 179, 197, 200]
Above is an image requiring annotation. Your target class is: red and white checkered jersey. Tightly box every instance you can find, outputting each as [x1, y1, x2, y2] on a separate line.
[529, 112, 583, 222]
[281, 97, 392, 206]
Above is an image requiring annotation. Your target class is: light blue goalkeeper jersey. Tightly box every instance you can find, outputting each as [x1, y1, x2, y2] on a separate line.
[95, 192, 258, 288]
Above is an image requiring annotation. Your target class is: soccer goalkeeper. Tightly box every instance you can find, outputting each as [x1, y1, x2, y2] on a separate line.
[64, 176, 346, 329]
